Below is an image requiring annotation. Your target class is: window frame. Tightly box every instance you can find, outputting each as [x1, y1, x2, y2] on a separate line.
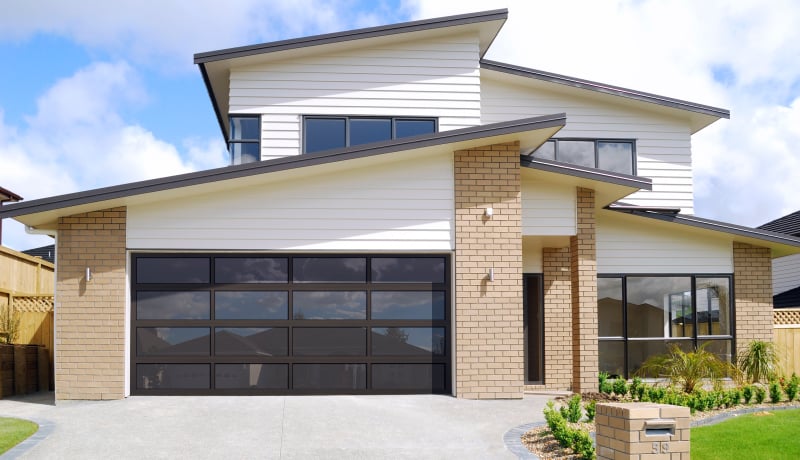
[530, 138, 637, 175]
[228, 115, 261, 165]
[598, 273, 735, 379]
[302, 115, 438, 154]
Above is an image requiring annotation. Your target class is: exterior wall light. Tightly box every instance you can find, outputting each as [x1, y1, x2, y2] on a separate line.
[86, 267, 93, 283]
[488, 267, 494, 282]
[485, 207, 493, 218]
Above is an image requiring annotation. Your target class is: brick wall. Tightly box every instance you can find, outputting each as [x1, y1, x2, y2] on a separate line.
[454, 141, 523, 399]
[571, 187, 598, 393]
[56, 207, 126, 400]
[733, 242, 773, 357]
[542, 247, 572, 390]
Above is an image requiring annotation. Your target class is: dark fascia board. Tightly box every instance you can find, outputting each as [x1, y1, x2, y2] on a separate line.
[194, 9, 508, 64]
[612, 208, 800, 248]
[481, 60, 731, 120]
[0, 113, 565, 220]
[520, 156, 652, 191]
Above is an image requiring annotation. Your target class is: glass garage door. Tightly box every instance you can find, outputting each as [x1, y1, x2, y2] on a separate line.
[131, 254, 450, 395]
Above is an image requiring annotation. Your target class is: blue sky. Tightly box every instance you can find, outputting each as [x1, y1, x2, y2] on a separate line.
[1, 0, 799, 251]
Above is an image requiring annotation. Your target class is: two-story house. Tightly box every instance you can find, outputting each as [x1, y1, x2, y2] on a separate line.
[3, 9, 799, 401]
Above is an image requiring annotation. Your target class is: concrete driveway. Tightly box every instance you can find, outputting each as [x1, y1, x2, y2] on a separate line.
[0, 392, 549, 459]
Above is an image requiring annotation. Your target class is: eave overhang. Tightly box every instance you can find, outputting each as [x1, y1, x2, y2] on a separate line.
[481, 60, 730, 134]
[2, 113, 565, 230]
[609, 207, 800, 258]
[196, 9, 508, 141]
[521, 156, 652, 209]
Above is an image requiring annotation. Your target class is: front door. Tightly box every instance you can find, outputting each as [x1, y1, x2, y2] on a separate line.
[523, 274, 543, 383]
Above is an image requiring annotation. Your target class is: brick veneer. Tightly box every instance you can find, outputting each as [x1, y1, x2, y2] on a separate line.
[571, 187, 598, 393]
[542, 247, 572, 390]
[56, 207, 126, 400]
[733, 242, 773, 357]
[454, 141, 523, 399]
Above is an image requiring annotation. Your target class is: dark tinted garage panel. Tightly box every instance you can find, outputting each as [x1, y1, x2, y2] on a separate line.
[132, 254, 449, 395]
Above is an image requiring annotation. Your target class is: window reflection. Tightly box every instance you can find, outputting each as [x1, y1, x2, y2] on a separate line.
[371, 257, 445, 283]
[215, 364, 288, 389]
[137, 258, 210, 284]
[372, 327, 446, 356]
[215, 328, 288, 356]
[598, 278, 623, 337]
[626, 277, 691, 338]
[293, 328, 366, 356]
[215, 258, 288, 283]
[215, 291, 288, 320]
[293, 291, 366, 320]
[137, 328, 210, 355]
[138, 364, 210, 389]
[371, 291, 445, 320]
[293, 364, 367, 390]
[137, 291, 210, 320]
[293, 257, 366, 283]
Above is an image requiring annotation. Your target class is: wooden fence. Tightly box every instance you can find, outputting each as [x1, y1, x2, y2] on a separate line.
[774, 308, 800, 377]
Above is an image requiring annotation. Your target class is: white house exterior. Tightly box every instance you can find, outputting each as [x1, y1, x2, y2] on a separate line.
[3, 9, 800, 401]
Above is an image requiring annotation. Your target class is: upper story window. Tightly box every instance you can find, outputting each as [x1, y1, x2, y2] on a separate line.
[529, 139, 636, 175]
[229, 115, 260, 164]
[304, 116, 437, 154]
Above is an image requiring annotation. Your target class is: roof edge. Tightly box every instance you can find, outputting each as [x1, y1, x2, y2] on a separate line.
[194, 9, 508, 64]
[521, 157, 653, 190]
[611, 208, 800, 247]
[1, 113, 565, 220]
[481, 60, 730, 120]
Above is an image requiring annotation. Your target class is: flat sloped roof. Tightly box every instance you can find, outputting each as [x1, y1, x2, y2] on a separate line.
[759, 210, 800, 237]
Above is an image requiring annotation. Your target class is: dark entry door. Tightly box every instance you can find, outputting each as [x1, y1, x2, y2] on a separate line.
[523, 274, 543, 383]
[131, 254, 450, 395]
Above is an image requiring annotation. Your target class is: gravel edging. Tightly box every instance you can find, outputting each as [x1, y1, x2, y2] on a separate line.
[504, 406, 800, 459]
[1, 416, 56, 459]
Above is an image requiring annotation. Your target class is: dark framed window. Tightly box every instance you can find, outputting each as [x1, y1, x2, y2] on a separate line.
[229, 115, 260, 165]
[598, 274, 734, 379]
[529, 139, 636, 175]
[303, 116, 437, 154]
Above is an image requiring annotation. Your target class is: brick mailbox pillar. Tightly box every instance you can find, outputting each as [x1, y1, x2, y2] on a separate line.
[596, 403, 690, 459]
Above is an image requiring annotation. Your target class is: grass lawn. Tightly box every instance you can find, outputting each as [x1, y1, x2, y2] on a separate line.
[0, 417, 38, 455]
[692, 409, 800, 460]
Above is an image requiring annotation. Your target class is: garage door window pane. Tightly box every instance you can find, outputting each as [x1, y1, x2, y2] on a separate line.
[293, 291, 366, 320]
[215, 328, 288, 356]
[293, 257, 366, 283]
[137, 291, 210, 320]
[372, 364, 446, 392]
[137, 328, 210, 356]
[137, 364, 210, 389]
[215, 291, 288, 320]
[371, 257, 445, 283]
[215, 364, 289, 389]
[372, 327, 445, 356]
[137, 258, 210, 284]
[371, 291, 445, 320]
[293, 328, 366, 356]
[293, 364, 366, 390]
[215, 258, 288, 283]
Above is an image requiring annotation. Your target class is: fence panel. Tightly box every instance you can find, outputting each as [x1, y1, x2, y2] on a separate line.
[774, 309, 800, 377]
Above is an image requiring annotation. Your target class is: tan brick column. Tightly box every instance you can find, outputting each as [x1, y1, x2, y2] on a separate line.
[56, 207, 126, 400]
[543, 247, 572, 390]
[733, 242, 773, 357]
[454, 141, 523, 399]
[570, 187, 598, 393]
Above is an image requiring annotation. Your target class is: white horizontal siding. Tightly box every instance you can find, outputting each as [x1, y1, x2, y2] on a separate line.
[597, 213, 732, 274]
[127, 153, 454, 251]
[523, 238, 543, 273]
[482, 77, 694, 213]
[231, 35, 481, 160]
[522, 181, 576, 236]
[773, 254, 800, 294]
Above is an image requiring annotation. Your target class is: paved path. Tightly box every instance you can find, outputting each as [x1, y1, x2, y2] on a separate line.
[0, 392, 550, 459]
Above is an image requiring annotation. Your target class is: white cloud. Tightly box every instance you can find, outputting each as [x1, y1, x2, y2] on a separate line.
[0, 61, 227, 250]
[408, 0, 800, 226]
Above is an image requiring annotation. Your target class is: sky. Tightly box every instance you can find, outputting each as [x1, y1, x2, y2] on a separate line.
[0, 0, 799, 251]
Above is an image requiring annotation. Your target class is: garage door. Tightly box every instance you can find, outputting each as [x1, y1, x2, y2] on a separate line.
[131, 254, 450, 395]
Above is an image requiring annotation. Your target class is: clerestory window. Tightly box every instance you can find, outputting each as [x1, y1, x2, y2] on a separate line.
[529, 139, 636, 175]
[229, 115, 261, 165]
[303, 116, 437, 154]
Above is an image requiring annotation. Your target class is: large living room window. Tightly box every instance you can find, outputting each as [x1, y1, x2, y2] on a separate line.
[304, 116, 437, 154]
[529, 139, 636, 175]
[598, 275, 733, 379]
[228, 115, 260, 164]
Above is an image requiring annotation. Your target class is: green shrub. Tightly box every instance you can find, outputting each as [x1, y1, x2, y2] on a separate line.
[769, 381, 782, 403]
[612, 378, 628, 396]
[598, 371, 609, 387]
[754, 385, 766, 404]
[738, 340, 781, 383]
[727, 388, 742, 407]
[560, 394, 583, 423]
[742, 385, 753, 404]
[543, 401, 596, 460]
[635, 383, 647, 401]
[572, 429, 596, 460]
[599, 380, 613, 394]
[785, 374, 799, 402]
[585, 400, 596, 422]
[636, 342, 736, 393]
[629, 376, 642, 399]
